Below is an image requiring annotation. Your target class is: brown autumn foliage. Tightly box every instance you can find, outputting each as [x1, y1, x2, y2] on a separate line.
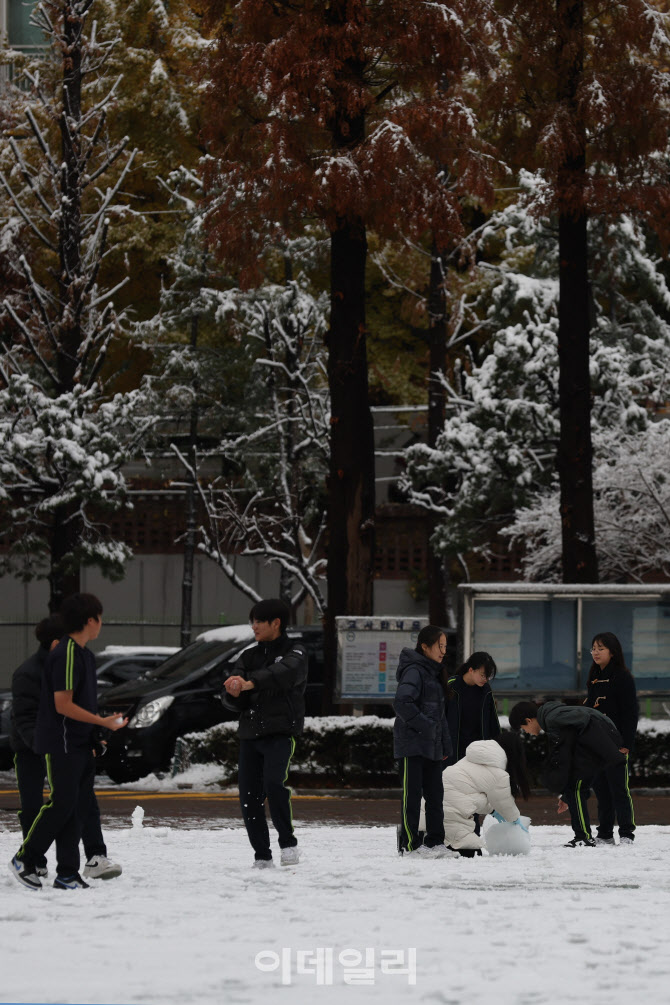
[198, 0, 507, 701]
[198, 0, 502, 282]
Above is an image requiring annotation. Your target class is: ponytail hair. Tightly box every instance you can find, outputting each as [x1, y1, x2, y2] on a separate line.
[496, 730, 531, 800]
[415, 625, 445, 655]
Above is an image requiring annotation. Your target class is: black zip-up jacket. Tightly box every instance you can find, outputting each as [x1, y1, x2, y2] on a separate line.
[445, 675, 500, 766]
[221, 634, 308, 740]
[584, 664, 638, 751]
[10, 646, 48, 753]
[537, 700, 626, 795]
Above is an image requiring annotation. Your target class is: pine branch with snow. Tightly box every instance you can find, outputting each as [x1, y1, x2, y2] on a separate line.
[0, 1, 152, 607]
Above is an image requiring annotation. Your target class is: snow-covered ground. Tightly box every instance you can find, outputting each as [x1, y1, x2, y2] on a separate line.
[2, 813, 669, 1005]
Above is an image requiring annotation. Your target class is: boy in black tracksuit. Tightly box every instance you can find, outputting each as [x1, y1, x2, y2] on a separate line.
[10, 615, 120, 880]
[222, 599, 307, 868]
[9, 594, 127, 891]
[510, 699, 626, 847]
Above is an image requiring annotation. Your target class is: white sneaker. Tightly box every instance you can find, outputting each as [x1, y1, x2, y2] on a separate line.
[280, 846, 300, 867]
[412, 844, 452, 859]
[594, 837, 615, 846]
[253, 858, 275, 870]
[83, 856, 122, 880]
[619, 836, 634, 845]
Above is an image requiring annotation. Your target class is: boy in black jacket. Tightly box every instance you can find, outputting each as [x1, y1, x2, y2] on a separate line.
[222, 599, 307, 868]
[509, 699, 626, 848]
[9, 594, 127, 891]
[10, 615, 122, 882]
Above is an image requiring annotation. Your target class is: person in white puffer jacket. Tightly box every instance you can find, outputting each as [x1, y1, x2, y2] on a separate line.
[442, 733, 530, 856]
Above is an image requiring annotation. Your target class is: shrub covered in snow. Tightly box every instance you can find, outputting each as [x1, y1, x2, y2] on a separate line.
[178, 715, 670, 788]
[180, 715, 397, 787]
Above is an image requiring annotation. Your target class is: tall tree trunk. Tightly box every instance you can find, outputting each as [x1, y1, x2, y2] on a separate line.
[556, 0, 598, 582]
[321, 42, 375, 711]
[58, 5, 83, 389]
[180, 313, 199, 647]
[49, 506, 82, 612]
[323, 213, 375, 711]
[49, 4, 86, 611]
[427, 238, 448, 625]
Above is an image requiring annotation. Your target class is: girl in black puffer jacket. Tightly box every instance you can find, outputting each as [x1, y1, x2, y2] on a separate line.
[585, 631, 638, 844]
[393, 626, 453, 857]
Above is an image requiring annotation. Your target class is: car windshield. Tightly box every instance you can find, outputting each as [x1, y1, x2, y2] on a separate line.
[145, 640, 237, 682]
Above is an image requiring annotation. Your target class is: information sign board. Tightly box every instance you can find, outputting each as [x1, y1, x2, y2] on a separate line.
[336, 616, 427, 701]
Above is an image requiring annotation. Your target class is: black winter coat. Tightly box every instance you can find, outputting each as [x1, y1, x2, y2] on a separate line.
[537, 700, 626, 795]
[221, 634, 308, 740]
[393, 648, 452, 761]
[584, 664, 638, 751]
[10, 646, 48, 753]
[445, 675, 500, 766]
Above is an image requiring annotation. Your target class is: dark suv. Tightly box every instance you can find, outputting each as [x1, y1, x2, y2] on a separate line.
[0, 645, 177, 770]
[97, 626, 325, 783]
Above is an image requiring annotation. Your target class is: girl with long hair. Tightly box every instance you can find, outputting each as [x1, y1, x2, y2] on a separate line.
[446, 651, 501, 766]
[584, 631, 638, 845]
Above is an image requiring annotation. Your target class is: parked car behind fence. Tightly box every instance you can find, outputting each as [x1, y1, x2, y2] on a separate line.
[0, 644, 179, 771]
[97, 625, 328, 783]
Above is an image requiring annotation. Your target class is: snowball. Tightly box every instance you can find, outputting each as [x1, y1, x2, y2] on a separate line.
[483, 815, 531, 856]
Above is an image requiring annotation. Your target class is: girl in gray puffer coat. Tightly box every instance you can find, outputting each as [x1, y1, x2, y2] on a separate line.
[393, 626, 453, 857]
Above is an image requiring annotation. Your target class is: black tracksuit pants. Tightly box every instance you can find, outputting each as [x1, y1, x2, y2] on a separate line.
[17, 750, 95, 878]
[593, 755, 636, 841]
[399, 755, 445, 851]
[14, 750, 49, 870]
[14, 749, 107, 864]
[238, 735, 298, 861]
[563, 778, 593, 842]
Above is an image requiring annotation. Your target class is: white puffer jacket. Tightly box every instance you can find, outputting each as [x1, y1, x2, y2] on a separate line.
[442, 740, 520, 850]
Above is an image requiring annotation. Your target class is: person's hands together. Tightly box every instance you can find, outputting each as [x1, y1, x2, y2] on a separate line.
[224, 675, 255, 696]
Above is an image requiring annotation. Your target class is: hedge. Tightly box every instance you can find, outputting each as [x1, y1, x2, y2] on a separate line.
[177, 716, 399, 788]
[175, 716, 670, 788]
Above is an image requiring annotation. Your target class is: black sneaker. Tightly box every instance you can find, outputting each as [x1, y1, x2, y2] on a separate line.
[564, 837, 596, 848]
[53, 873, 90, 890]
[8, 855, 42, 891]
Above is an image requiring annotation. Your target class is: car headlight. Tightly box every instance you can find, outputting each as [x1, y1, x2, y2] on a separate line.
[129, 695, 174, 729]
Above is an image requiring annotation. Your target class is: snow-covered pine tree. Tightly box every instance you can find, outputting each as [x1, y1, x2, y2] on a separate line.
[505, 421, 670, 582]
[401, 178, 670, 581]
[0, 1, 152, 610]
[491, 0, 670, 581]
